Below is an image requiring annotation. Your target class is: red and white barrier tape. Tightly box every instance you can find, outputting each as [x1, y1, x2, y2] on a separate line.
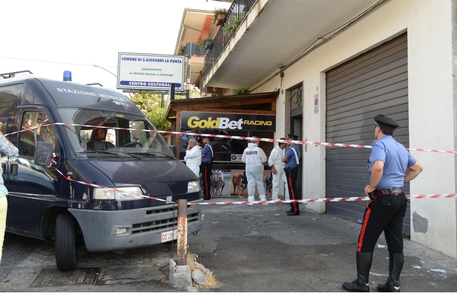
[6, 121, 457, 154]
[49, 159, 457, 205]
[189, 193, 457, 206]
[50, 159, 172, 204]
[9, 122, 457, 206]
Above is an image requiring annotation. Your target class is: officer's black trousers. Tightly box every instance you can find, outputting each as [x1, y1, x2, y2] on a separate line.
[284, 167, 300, 214]
[357, 193, 407, 253]
[200, 162, 212, 200]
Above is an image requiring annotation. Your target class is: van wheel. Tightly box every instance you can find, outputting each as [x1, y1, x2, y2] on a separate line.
[55, 212, 77, 271]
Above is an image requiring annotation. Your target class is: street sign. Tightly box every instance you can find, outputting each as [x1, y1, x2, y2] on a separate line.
[117, 52, 184, 91]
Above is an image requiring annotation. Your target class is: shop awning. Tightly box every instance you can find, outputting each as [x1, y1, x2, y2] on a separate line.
[165, 90, 279, 121]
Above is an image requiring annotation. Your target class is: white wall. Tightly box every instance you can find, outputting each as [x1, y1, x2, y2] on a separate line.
[255, 0, 456, 257]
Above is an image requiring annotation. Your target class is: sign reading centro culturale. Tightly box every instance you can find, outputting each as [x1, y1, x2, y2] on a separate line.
[181, 112, 276, 131]
[117, 52, 184, 91]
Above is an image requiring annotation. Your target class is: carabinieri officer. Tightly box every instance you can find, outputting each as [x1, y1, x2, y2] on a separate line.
[200, 136, 214, 200]
[282, 133, 301, 216]
[342, 114, 423, 292]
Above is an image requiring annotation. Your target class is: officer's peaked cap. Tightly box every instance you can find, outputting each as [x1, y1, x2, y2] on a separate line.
[287, 133, 298, 140]
[374, 114, 399, 130]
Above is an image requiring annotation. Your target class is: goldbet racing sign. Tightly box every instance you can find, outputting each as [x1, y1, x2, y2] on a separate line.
[181, 112, 275, 131]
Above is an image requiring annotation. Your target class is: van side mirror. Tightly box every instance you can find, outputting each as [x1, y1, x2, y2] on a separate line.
[34, 141, 54, 166]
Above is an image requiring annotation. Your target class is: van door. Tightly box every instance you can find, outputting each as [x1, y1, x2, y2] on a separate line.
[5, 109, 60, 238]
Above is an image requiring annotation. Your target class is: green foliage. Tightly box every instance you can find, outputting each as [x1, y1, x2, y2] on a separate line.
[198, 38, 212, 48]
[223, 16, 240, 36]
[235, 89, 248, 95]
[128, 85, 207, 132]
[146, 107, 171, 132]
[212, 8, 227, 25]
[129, 93, 162, 114]
[129, 93, 170, 131]
[177, 46, 184, 55]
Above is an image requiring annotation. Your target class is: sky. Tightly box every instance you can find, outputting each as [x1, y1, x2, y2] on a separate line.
[1, 0, 230, 91]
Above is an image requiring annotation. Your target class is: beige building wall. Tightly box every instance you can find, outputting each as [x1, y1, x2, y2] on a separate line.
[254, 0, 457, 258]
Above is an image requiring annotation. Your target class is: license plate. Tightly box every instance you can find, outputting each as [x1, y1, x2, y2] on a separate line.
[161, 229, 178, 243]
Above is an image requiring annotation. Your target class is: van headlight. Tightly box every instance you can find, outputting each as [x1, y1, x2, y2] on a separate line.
[187, 181, 200, 193]
[94, 187, 143, 200]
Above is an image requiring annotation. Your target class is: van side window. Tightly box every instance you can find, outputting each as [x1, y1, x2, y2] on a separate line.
[18, 111, 55, 157]
[0, 84, 21, 121]
[0, 84, 22, 134]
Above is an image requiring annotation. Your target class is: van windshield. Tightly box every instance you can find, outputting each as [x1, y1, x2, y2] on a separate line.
[57, 107, 175, 159]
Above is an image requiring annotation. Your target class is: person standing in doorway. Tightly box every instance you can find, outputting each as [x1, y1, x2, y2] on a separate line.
[268, 138, 288, 202]
[282, 134, 301, 216]
[242, 137, 268, 205]
[342, 114, 423, 292]
[200, 136, 214, 200]
[184, 137, 201, 177]
[0, 122, 18, 263]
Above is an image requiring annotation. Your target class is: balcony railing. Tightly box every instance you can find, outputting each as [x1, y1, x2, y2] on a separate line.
[204, 0, 257, 77]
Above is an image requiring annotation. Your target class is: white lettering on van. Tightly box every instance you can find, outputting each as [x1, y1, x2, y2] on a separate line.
[57, 88, 97, 97]
[56, 88, 127, 101]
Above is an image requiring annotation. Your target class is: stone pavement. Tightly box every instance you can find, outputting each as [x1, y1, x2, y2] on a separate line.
[0, 198, 456, 292]
[186, 198, 457, 292]
[0, 235, 176, 292]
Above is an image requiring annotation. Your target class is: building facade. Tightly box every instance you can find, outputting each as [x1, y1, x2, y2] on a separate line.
[178, 0, 457, 258]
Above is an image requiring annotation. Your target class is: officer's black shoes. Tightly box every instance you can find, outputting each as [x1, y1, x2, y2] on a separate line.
[342, 278, 369, 292]
[377, 277, 400, 292]
[287, 212, 300, 216]
[286, 210, 292, 214]
[343, 252, 373, 292]
[377, 252, 403, 292]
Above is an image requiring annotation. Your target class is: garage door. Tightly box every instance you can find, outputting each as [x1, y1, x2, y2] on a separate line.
[325, 33, 411, 236]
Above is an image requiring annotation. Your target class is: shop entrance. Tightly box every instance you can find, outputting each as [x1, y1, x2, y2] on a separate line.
[165, 91, 280, 198]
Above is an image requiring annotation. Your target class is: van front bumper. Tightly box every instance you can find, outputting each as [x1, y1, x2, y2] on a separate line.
[68, 203, 202, 252]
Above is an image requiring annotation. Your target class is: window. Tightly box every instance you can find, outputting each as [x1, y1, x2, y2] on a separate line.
[18, 111, 55, 157]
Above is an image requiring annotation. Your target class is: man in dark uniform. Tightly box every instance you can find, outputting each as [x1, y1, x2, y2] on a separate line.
[282, 134, 301, 216]
[342, 114, 423, 292]
[200, 136, 214, 200]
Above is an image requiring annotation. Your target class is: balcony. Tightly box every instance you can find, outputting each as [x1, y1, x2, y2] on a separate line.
[174, 8, 226, 91]
[203, 0, 384, 91]
[204, 0, 256, 78]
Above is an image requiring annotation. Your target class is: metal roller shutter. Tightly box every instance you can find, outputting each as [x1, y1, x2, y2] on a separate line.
[325, 33, 411, 235]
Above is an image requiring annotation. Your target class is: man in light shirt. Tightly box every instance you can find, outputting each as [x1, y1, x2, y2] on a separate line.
[184, 138, 201, 177]
[268, 138, 288, 201]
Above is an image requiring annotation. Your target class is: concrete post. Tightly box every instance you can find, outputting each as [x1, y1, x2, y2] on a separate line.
[177, 199, 188, 265]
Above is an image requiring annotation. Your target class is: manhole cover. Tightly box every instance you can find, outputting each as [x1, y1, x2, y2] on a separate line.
[30, 267, 100, 287]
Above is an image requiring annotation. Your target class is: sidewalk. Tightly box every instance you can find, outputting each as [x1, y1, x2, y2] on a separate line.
[186, 198, 457, 292]
[1, 197, 456, 292]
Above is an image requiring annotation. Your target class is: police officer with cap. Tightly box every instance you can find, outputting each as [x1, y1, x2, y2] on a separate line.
[342, 114, 423, 292]
[282, 133, 301, 216]
[200, 136, 214, 200]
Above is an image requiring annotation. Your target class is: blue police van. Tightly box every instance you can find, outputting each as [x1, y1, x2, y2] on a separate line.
[0, 71, 202, 271]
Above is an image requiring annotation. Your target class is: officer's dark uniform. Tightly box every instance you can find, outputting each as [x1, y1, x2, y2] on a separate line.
[343, 114, 421, 292]
[200, 137, 213, 200]
[284, 134, 301, 216]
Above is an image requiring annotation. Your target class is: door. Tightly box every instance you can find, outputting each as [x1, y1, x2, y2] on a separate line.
[325, 33, 410, 235]
[5, 109, 60, 238]
[289, 84, 303, 196]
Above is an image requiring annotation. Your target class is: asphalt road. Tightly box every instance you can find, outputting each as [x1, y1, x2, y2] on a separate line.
[0, 199, 456, 292]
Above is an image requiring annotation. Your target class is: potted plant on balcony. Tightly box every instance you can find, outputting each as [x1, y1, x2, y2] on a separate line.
[177, 45, 185, 56]
[198, 38, 213, 50]
[212, 8, 227, 26]
[223, 16, 240, 37]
